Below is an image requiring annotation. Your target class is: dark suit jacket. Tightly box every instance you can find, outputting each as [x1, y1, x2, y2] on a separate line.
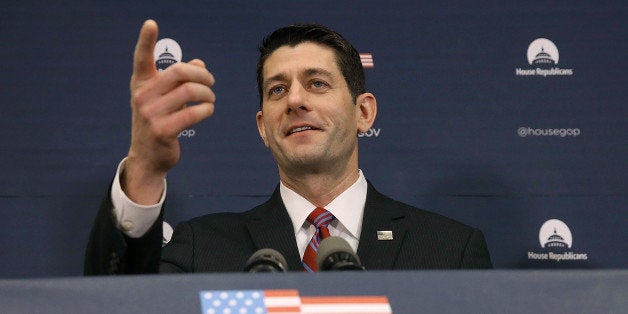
[85, 182, 492, 275]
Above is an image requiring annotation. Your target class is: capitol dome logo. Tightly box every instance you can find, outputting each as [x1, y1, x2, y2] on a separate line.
[162, 221, 173, 247]
[515, 38, 573, 77]
[539, 219, 572, 248]
[154, 38, 182, 72]
[527, 38, 559, 66]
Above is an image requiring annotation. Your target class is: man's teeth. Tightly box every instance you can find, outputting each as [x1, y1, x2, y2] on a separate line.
[291, 126, 312, 134]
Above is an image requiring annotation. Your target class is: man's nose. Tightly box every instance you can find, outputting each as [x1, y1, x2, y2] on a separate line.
[286, 84, 309, 113]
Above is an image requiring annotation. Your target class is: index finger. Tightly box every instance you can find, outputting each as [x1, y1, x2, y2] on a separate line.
[133, 20, 159, 82]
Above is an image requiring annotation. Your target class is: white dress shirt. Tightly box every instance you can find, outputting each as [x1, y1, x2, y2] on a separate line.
[280, 170, 367, 258]
[111, 158, 368, 258]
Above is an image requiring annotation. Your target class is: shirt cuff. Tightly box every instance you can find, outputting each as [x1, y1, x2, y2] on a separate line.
[111, 157, 166, 238]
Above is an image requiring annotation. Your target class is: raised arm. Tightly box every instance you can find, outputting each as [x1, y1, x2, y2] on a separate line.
[85, 20, 216, 275]
[123, 19, 215, 204]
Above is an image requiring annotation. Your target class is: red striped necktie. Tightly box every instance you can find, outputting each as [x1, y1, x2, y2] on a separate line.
[302, 207, 334, 272]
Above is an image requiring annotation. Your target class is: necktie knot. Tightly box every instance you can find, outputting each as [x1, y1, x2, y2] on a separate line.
[307, 207, 334, 229]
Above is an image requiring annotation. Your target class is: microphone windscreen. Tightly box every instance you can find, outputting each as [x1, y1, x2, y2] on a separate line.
[244, 248, 288, 272]
[316, 236, 363, 271]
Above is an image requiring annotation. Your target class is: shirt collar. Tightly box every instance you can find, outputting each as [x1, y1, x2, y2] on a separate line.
[280, 170, 368, 239]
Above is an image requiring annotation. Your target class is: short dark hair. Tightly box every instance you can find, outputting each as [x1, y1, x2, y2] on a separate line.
[256, 24, 366, 108]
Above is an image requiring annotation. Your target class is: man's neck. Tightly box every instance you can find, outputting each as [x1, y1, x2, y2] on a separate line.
[279, 167, 360, 208]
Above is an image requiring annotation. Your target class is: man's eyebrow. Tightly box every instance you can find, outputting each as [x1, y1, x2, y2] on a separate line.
[263, 68, 336, 91]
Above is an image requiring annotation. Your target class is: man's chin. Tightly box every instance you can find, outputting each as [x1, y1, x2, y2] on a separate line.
[280, 153, 328, 170]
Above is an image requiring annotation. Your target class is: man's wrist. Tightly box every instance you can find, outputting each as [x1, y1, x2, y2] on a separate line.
[111, 157, 165, 238]
[120, 155, 167, 205]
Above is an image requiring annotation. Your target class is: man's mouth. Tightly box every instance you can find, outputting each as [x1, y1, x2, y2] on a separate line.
[287, 125, 319, 135]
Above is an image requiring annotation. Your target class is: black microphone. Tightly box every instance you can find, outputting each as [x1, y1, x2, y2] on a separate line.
[316, 237, 365, 271]
[244, 248, 288, 272]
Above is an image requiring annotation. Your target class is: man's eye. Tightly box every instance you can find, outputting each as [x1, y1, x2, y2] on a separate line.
[270, 86, 285, 95]
[312, 81, 327, 88]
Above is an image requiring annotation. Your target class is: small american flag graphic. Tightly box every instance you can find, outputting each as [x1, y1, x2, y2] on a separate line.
[200, 290, 301, 314]
[199, 290, 392, 314]
[360, 53, 374, 68]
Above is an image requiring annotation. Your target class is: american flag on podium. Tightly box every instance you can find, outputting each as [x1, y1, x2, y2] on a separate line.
[199, 289, 392, 314]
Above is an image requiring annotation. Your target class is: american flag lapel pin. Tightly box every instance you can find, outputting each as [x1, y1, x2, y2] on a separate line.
[377, 230, 393, 240]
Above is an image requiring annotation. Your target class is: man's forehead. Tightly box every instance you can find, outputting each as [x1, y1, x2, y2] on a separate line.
[262, 42, 340, 79]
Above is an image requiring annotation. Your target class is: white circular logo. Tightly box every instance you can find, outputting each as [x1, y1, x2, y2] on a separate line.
[527, 38, 559, 65]
[539, 219, 572, 248]
[154, 38, 182, 71]
[162, 221, 173, 246]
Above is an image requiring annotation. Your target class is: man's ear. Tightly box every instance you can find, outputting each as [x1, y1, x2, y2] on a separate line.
[356, 93, 377, 133]
[256, 110, 269, 147]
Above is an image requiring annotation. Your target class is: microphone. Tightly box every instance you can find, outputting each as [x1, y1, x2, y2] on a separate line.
[316, 237, 365, 271]
[244, 248, 288, 272]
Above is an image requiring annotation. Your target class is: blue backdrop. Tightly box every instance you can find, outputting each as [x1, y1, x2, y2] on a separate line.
[1, 1, 626, 278]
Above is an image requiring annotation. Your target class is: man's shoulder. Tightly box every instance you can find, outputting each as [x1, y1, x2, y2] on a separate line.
[363, 184, 492, 269]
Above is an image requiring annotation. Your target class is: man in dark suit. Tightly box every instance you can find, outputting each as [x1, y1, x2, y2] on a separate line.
[85, 20, 492, 275]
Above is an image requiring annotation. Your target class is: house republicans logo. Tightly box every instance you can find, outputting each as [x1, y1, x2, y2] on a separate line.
[528, 219, 588, 262]
[515, 38, 573, 77]
[154, 38, 182, 72]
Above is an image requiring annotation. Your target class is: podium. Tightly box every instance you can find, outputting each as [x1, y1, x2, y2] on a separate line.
[1, 270, 626, 313]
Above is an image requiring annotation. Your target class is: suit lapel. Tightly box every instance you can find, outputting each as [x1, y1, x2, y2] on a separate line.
[357, 183, 407, 270]
[244, 187, 303, 270]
